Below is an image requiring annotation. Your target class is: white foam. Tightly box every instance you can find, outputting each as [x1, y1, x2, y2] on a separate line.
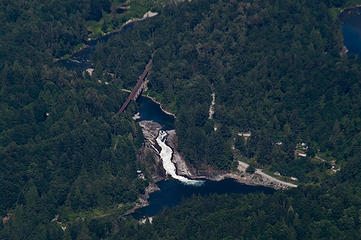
[156, 130, 204, 185]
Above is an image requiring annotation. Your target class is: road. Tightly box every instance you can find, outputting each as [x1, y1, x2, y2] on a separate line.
[237, 161, 298, 188]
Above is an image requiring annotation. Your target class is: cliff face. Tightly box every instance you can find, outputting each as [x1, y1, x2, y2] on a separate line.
[137, 120, 166, 182]
[137, 120, 296, 190]
[165, 130, 197, 177]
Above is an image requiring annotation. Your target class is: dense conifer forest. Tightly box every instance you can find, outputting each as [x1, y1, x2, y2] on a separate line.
[0, 1, 148, 238]
[93, 0, 361, 180]
[1, 0, 361, 239]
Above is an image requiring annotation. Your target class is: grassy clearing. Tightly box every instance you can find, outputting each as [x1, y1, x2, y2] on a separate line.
[86, 0, 157, 38]
[56, 43, 87, 61]
[59, 203, 133, 223]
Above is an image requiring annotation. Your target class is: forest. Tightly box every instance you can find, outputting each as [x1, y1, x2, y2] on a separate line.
[1, 0, 361, 239]
[0, 0, 149, 238]
[92, 0, 361, 181]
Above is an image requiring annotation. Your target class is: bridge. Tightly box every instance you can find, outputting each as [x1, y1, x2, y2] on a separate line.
[117, 59, 152, 114]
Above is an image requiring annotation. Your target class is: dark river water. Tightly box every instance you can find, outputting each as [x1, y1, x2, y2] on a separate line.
[60, 18, 274, 220]
[56, 6, 361, 220]
[340, 7, 361, 55]
[130, 7, 361, 219]
[133, 179, 274, 219]
[58, 22, 134, 71]
[132, 97, 273, 219]
[136, 96, 175, 130]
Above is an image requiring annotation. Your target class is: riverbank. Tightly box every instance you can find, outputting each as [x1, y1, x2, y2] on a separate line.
[99, 11, 158, 40]
[119, 88, 176, 118]
[340, 5, 361, 14]
[165, 130, 297, 190]
[143, 94, 176, 118]
[137, 120, 165, 180]
[119, 121, 167, 218]
[56, 11, 158, 62]
[138, 119, 296, 191]
[129, 116, 296, 220]
[53, 44, 89, 62]
[119, 182, 160, 218]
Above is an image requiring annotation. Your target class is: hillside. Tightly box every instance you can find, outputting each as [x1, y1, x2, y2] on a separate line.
[1, 0, 361, 239]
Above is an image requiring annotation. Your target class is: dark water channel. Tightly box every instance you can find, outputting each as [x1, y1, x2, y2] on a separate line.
[58, 22, 134, 71]
[133, 179, 274, 219]
[60, 17, 274, 220]
[340, 7, 361, 55]
[136, 96, 175, 130]
[133, 97, 274, 219]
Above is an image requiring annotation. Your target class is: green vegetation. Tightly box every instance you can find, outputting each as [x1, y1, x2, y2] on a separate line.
[86, 0, 157, 39]
[93, 0, 361, 181]
[245, 165, 255, 174]
[0, 0, 149, 238]
[2, 0, 361, 239]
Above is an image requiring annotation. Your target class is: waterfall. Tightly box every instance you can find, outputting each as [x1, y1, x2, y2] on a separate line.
[156, 130, 204, 185]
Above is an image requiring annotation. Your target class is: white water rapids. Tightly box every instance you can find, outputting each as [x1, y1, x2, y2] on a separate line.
[156, 130, 204, 185]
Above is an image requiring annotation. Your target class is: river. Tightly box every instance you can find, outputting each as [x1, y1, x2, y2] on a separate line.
[132, 178, 274, 219]
[60, 16, 274, 220]
[133, 96, 273, 219]
[340, 7, 361, 55]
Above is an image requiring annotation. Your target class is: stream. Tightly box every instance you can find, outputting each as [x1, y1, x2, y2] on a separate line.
[156, 130, 204, 185]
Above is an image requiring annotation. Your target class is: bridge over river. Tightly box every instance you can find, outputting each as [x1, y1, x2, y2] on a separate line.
[117, 59, 152, 114]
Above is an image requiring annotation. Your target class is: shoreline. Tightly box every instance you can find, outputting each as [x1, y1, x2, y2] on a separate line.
[136, 101, 297, 190]
[53, 44, 90, 62]
[340, 5, 361, 14]
[56, 11, 158, 62]
[119, 89, 176, 118]
[143, 94, 176, 118]
[131, 101, 298, 218]
[165, 129, 297, 190]
[339, 5, 361, 56]
[98, 11, 158, 40]
[128, 118, 297, 220]
[119, 182, 160, 218]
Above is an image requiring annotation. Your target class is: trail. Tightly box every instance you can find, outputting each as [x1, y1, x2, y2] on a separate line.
[208, 92, 215, 119]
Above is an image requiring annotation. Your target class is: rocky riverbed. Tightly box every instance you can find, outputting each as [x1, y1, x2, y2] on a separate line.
[137, 120, 165, 182]
[166, 130, 297, 190]
[138, 120, 297, 191]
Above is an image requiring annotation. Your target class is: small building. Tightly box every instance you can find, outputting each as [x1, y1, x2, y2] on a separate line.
[274, 171, 281, 176]
[300, 142, 308, 150]
[290, 177, 298, 181]
[238, 132, 251, 137]
[331, 166, 340, 173]
[297, 152, 307, 158]
[86, 68, 94, 76]
[137, 170, 145, 179]
[2, 213, 13, 224]
[275, 141, 283, 146]
[51, 214, 59, 222]
[238, 132, 251, 142]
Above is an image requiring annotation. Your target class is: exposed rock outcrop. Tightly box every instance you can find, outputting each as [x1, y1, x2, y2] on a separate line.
[165, 129, 297, 190]
[137, 121, 165, 181]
